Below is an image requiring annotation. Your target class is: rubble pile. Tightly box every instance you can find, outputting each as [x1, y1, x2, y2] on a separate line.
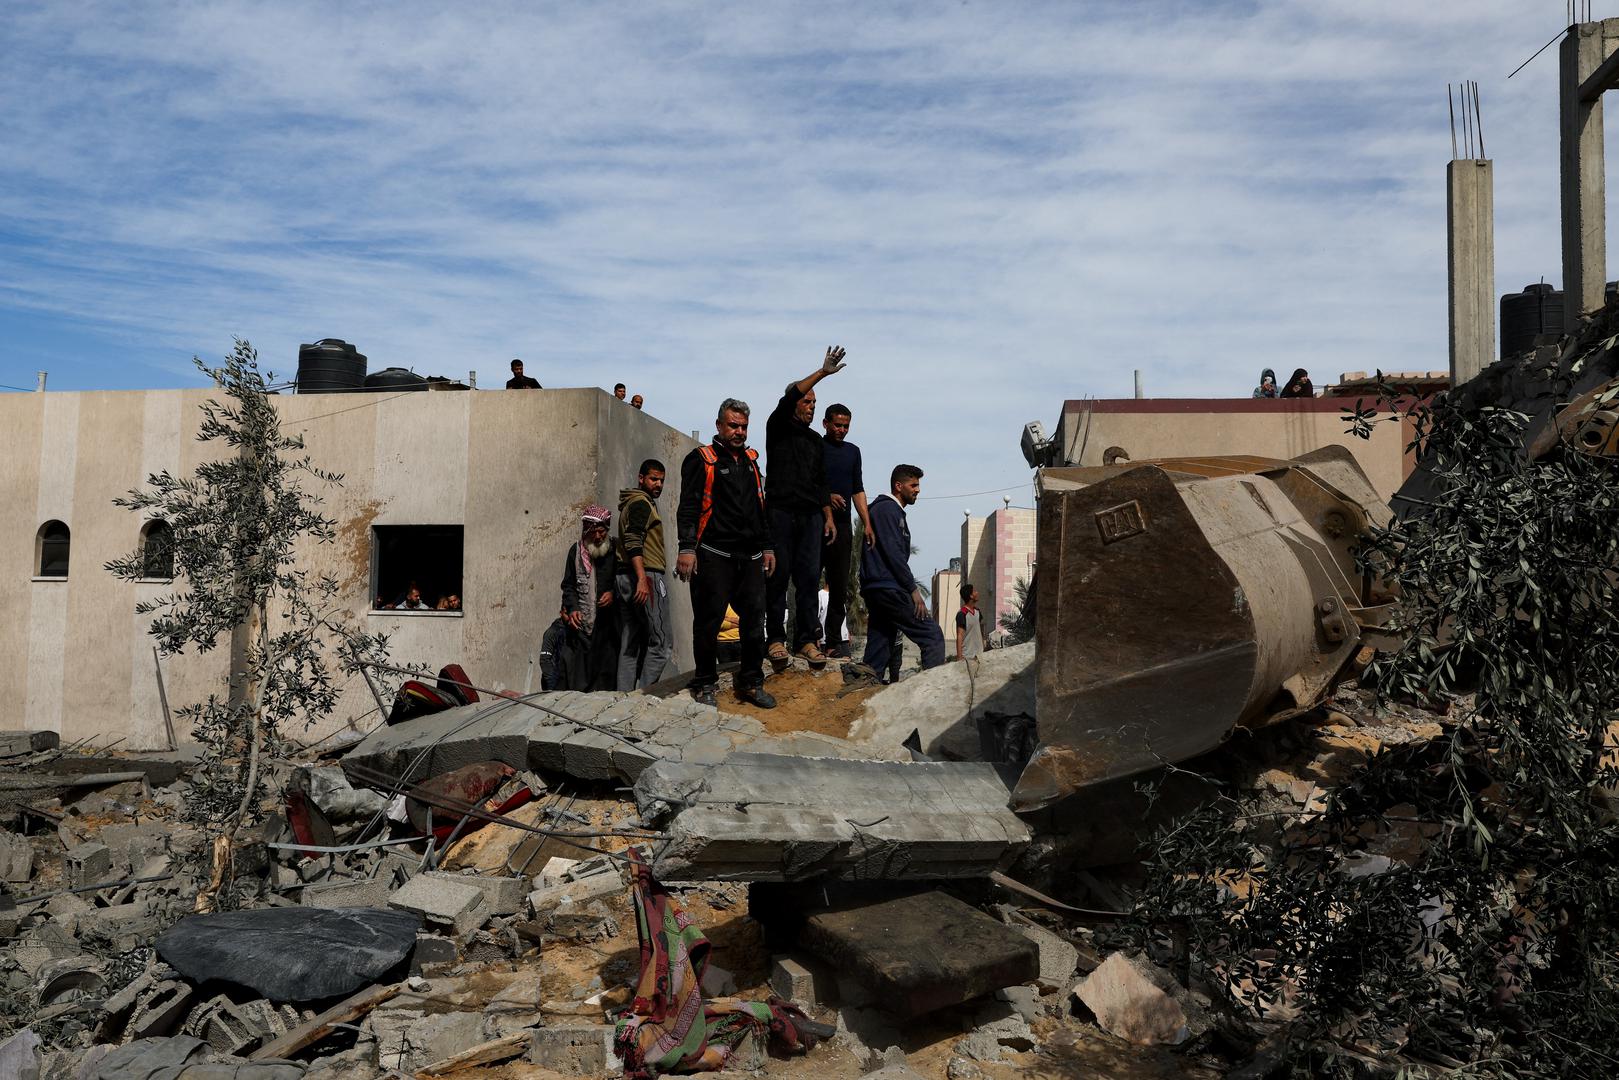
[0, 653, 1454, 1079]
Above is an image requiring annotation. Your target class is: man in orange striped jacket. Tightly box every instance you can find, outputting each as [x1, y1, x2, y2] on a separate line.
[674, 398, 777, 709]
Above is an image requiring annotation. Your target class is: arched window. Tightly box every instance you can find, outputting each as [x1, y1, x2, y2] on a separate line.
[37, 521, 70, 578]
[141, 520, 175, 580]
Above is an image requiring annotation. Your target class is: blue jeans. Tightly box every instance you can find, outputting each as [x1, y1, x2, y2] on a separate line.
[861, 587, 945, 674]
[767, 508, 824, 650]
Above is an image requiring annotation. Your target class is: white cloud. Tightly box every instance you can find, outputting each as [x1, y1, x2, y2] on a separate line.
[0, 0, 1595, 569]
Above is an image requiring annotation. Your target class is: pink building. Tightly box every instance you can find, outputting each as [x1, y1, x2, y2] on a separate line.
[960, 501, 1036, 640]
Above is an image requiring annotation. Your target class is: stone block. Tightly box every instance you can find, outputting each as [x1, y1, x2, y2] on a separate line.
[800, 891, 1039, 1018]
[0, 730, 59, 757]
[953, 1001, 1037, 1062]
[534, 856, 579, 888]
[634, 753, 1029, 882]
[527, 1025, 617, 1074]
[1071, 951, 1205, 1046]
[1009, 921, 1078, 991]
[126, 979, 196, 1039]
[302, 875, 395, 909]
[389, 874, 487, 936]
[420, 871, 525, 916]
[0, 831, 33, 883]
[63, 842, 111, 890]
[380, 849, 423, 885]
[769, 954, 829, 1005]
[96, 823, 170, 873]
[526, 870, 623, 915]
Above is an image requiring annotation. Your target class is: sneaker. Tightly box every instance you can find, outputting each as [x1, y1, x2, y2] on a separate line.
[797, 642, 828, 670]
[691, 686, 717, 707]
[736, 686, 777, 709]
[766, 641, 791, 672]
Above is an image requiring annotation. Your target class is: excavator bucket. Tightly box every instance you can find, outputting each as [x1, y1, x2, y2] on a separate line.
[1012, 446, 1393, 812]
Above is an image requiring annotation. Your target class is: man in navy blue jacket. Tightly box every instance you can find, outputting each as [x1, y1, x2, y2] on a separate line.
[856, 463, 945, 680]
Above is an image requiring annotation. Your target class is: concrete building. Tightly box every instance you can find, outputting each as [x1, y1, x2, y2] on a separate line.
[2, 386, 697, 748]
[1051, 397, 1414, 499]
[960, 503, 1036, 640]
[1560, 18, 1619, 330]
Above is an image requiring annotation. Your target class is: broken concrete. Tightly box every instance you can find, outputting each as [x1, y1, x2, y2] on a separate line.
[417, 870, 525, 916]
[527, 1024, 617, 1074]
[300, 875, 394, 909]
[799, 891, 1039, 1018]
[341, 691, 902, 793]
[0, 730, 60, 757]
[0, 830, 33, 882]
[635, 753, 1030, 881]
[1072, 951, 1206, 1046]
[849, 642, 1036, 760]
[389, 873, 487, 937]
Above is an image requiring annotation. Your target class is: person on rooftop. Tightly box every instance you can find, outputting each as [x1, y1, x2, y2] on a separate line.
[506, 359, 541, 389]
[1279, 368, 1314, 398]
[614, 383, 627, 400]
[1252, 368, 1278, 398]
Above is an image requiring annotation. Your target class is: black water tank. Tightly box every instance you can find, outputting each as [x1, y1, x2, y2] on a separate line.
[296, 339, 366, 393]
[1500, 284, 1564, 359]
[363, 367, 427, 392]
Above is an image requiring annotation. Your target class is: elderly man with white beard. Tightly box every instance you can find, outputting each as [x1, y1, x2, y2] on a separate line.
[557, 504, 620, 691]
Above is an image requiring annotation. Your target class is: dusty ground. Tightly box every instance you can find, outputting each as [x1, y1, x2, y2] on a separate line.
[712, 660, 881, 739]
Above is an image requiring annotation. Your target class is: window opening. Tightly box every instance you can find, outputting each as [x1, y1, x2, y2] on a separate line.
[372, 525, 464, 612]
[141, 520, 175, 579]
[37, 521, 70, 578]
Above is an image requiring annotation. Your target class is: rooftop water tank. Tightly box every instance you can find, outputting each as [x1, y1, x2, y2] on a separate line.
[296, 339, 366, 393]
[1499, 284, 1563, 359]
[363, 367, 428, 392]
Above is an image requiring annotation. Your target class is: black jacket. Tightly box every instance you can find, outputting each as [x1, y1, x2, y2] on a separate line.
[764, 384, 830, 515]
[677, 440, 772, 556]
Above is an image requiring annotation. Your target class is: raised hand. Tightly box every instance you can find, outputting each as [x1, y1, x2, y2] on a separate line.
[821, 346, 847, 375]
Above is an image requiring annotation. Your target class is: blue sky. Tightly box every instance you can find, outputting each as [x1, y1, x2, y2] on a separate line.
[0, 1, 1595, 575]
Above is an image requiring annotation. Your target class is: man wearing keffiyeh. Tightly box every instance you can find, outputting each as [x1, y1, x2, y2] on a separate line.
[557, 504, 620, 690]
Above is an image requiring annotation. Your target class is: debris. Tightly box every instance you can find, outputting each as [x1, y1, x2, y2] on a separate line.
[0, 1028, 42, 1080]
[0, 830, 33, 882]
[416, 870, 525, 916]
[953, 1000, 1038, 1062]
[797, 890, 1040, 1018]
[156, 907, 420, 1001]
[63, 842, 111, 890]
[848, 642, 1036, 760]
[299, 876, 393, 909]
[527, 1025, 619, 1074]
[416, 1031, 528, 1075]
[388, 874, 487, 937]
[408, 934, 459, 974]
[0, 731, 59, 757]
[1001, 913, 1080, 990]
[372, 1009, 485, 1073]
[249, 982, 402, 1061]
[86, 1035, 306, 1079]
[634, 752, 1030, 881]
[1071, 951, 1207, 1046]
[769, 954, 829, 1006]
[526, 868, 624, 915]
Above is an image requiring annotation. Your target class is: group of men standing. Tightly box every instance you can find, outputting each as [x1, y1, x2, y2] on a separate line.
[550, 346, 949, 707]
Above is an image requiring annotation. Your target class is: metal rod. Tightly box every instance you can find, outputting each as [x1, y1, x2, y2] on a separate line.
[1473, 80, 1485, 159]
[1448, 83, 1457, 160]
[264, 835, 429, 854]
[153, 646, 177, 752]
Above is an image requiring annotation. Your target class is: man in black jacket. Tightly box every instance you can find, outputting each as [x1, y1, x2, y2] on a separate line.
[675, 398, 777, 708]
[854, 464, 945, 681]
[764, 346, 847, 671]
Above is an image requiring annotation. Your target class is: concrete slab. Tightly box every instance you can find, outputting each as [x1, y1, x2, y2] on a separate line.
[799, 891, 1039, 1018]
[301, 875, 395, 909]
[848, 642, 1035, 760]
[635, 753, 1029, 881]
[527, 1025, 616, 1074]
[0, 730, 59, 757]
[418, 871, 525, 916]
[389, 874, 487, 936]
[0, 831, 33, 882]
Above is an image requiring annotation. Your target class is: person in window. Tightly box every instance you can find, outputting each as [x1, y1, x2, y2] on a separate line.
[557, 506, 619, 691]
[1279, 368, 1313, 398]
[434, 594, 462, 612]
[395, 586, 429, 610]
[506, 358, 541, 389]
[1252, 368, 1278, 399]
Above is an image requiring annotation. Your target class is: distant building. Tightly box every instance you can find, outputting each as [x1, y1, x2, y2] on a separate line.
[930, 566, 961, 657]
[961, 503, 1035, 642]
[2, 386, 695, 748]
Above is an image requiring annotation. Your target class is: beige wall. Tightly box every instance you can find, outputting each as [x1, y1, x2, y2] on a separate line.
[1055, 399, 1410, 499]
[930, 568, 961, 657]
[1, 387, 697, 747]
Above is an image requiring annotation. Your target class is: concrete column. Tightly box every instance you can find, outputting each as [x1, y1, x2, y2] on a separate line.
[1447, 159, 1494, 386]
[1560, 21, 1619, 330]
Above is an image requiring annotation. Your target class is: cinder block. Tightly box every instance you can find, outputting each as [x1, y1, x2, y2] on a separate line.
[769, 954, 831, 1006]
[389, 874, 487, 936]
[301, 876, 394, 909]
[527, 871, 622, 915]
[528, 1025, 616, 1074]
[63, 842, 111, 890]
[420, 871, 525, 916]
